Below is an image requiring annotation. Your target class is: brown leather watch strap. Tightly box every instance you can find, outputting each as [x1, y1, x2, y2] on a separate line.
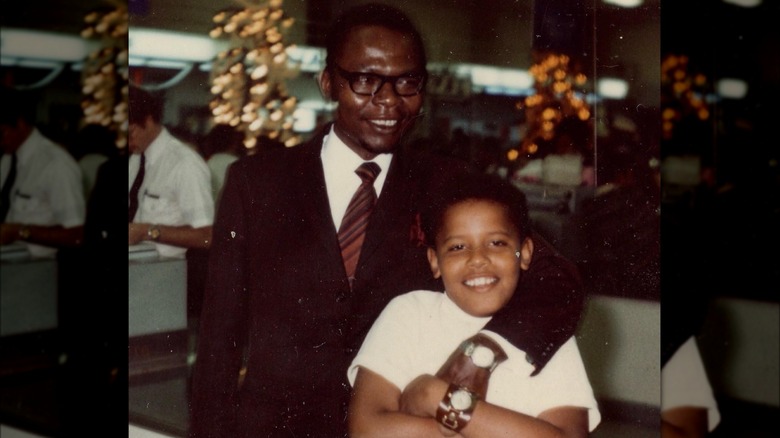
[464, 333, 508, 370]
[436, 333, 509, 399]
[436, 383, 476, 432]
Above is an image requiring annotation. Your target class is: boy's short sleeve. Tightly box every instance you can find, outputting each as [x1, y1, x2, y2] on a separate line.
[662, 336, 721, 431]
[483, 334, 602, 432]
[347, 293, 423, 391]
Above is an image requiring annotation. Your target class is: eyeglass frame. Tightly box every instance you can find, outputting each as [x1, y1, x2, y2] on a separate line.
[333, 64, 427, 97]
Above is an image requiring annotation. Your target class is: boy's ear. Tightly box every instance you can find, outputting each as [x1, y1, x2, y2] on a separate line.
[426, 247, 442, 279]
[518, 237, 533, 271]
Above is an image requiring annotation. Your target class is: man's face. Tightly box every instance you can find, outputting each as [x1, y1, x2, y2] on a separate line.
[321, 25, 424, 160]
[0, 120, 28, 154]
[128, 117, 157, 154]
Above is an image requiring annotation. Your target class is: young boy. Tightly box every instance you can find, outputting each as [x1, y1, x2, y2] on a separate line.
[347, 173, 600, 437]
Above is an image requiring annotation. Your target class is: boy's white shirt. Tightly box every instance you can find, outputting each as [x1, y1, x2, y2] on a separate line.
[348, 290, 602, 431]
[662, 336, 721, 431]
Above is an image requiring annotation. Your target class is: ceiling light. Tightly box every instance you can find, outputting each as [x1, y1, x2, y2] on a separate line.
[597, 77, 629, 99]
[1, 28, 97, 62]
[716, 78, 748, 99]
[129, 28, 228, 62]
[722, 0, 762, 7]
[602, 0, 644, 8]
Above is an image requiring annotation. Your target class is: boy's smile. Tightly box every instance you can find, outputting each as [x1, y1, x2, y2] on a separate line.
[427, 199, 533, 317]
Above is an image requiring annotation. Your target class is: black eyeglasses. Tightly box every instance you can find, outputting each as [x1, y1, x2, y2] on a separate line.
[334, 64, 426, 97]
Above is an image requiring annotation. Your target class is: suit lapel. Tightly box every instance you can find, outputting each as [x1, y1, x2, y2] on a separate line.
[289, 133, 346, 272]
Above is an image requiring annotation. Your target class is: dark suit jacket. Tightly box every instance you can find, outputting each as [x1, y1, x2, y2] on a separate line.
[190, 127, 583, 437]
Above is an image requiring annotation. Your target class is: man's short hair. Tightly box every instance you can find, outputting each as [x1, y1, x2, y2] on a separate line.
[0, 87, 37, 126]
[129, 85, 164, 125]
[325, 3, 427, 73]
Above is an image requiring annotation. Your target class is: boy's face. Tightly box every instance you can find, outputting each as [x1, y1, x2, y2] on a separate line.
[427, 200, 533, 317]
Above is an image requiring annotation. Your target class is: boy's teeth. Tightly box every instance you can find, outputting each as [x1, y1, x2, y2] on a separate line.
[465, 277, 496, 287]
[371, 120, 397, 127]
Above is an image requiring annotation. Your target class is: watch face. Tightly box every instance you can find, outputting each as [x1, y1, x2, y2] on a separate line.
[471, 345, 496, 368]
[450, 389, 474, 410]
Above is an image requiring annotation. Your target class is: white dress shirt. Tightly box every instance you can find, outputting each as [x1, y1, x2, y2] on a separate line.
[128, 127, 213, 258]
[1, 128, 85, 257]
[662, 336, 721, 431]
[320, 125, 392, 230]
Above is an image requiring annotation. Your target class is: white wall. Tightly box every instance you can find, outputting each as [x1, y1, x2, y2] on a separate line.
[698, 297, 780, 407]
[576, 295, 661, 406]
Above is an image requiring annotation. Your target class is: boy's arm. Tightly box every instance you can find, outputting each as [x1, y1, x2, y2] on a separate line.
[662, 407, 709, 438]
[349, 367, 454, 438]
[401, 374, 589, 438]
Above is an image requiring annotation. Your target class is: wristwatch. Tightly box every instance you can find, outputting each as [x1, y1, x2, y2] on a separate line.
[147, 225, 161, 241]
[18, 226, 31, 240]
[462, 333, 508, 372]
[437, 383, 477, 432]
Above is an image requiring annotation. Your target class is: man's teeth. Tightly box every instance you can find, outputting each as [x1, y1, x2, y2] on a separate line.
[465, 277, 497, 287]
[370, 119, 398, 127]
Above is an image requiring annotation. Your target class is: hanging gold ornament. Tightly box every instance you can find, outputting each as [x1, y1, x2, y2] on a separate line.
[209, 0, 301, 151]
[660, 54, 713, 141]
[514, 52, 591, 160]
[80, 4, 129, 149]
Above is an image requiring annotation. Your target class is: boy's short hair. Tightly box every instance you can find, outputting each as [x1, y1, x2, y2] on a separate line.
[421, 172, 531, 246]
[324, 2, 427, 73]
[129, 85, 163, 125]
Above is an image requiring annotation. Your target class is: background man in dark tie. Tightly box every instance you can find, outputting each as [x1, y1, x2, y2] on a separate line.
[0, 87, 85, 256]
[190, 4, 583, 437]
[127, 86, 214, 258]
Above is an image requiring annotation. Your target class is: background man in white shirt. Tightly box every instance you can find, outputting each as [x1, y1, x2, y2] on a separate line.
[0, 87, 85, 257]
[127, 85, 214, 258]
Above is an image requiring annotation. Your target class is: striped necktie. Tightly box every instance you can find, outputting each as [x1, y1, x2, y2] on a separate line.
[128, 153, 145, 222]
[0, 153, 18, 222]
[338, 162, 381, 287]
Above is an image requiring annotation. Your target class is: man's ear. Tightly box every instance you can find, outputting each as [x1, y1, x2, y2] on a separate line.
[518, 237, 534, 271]
[318, 69, 334, 101]
[427, 247, 442, 279]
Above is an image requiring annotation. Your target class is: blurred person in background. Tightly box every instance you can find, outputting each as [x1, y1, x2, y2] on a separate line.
[127, 85, 214, 258]
[72, 123, 120, 199]
[0, 87, 85, 257]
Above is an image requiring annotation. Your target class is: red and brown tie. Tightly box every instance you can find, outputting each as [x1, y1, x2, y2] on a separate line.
[338, 162, 381, 287]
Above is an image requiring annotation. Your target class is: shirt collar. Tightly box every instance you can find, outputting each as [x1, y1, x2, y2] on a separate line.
[442, 291, 493, 325]
[320, 125, 392, 190]
[15, 127, 45, 165]
[141, 126, 172, 164]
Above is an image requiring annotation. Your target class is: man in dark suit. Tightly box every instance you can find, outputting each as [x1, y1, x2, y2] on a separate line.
[190, 4, 583, 437]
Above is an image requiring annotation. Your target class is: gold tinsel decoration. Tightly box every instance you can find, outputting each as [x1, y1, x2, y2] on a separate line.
[209, 0, 301, 150]
[80, 4, 129, 149]
[513, 53, 590, 160]
[660, 54, 711, 141]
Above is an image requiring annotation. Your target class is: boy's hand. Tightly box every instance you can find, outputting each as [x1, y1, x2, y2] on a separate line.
[400, 374, 447, 417]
